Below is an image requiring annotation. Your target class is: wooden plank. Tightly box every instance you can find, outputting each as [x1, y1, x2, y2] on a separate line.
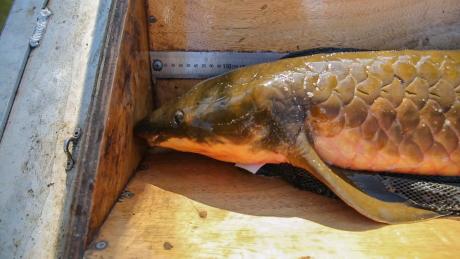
[62, 0, 153, 257]
[146, 0, 460, 52]
[0, 0, 111, 258]
[154, 79, 199, 107]
[85, 152, 460, 258]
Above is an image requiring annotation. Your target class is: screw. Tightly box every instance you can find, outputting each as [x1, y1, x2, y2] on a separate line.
[118, 190, 135, 202]
[95, 240, 108, 250]
[148, 16, 157, 23]
[152, 59, 163, 71]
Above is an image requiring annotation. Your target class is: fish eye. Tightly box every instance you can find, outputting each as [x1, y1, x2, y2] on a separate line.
[173, 110, 184, 126]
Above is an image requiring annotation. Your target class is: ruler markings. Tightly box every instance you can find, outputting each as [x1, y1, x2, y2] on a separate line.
[150, 51, 287, 79]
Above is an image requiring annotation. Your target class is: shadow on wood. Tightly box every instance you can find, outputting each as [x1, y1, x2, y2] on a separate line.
[135, 151, 382, 231]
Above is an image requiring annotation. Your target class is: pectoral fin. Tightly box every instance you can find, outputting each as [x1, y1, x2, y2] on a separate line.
[288, 132, 443, 223]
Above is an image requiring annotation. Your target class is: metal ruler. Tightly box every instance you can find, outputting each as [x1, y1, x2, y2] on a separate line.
[150, 51, 287, 79]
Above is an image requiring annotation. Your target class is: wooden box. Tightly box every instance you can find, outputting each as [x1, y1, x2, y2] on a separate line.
[62, 0, 460, 258]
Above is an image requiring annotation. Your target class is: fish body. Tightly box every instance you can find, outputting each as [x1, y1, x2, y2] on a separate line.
[136, 50, 460, 223]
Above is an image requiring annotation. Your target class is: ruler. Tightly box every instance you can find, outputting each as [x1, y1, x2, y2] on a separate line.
[150, 51, 287, 79]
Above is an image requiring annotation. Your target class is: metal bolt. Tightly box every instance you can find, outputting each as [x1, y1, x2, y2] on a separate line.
[95, 240, 108, 250]
[152, 59, 163, 71]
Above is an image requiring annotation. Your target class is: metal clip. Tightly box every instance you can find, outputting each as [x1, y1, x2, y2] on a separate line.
[64, 128, 81, 171]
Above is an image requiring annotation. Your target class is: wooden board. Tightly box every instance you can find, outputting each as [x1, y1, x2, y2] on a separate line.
[63, 0, 152, 257]
[154, 79, 199, 107]
[146, 0, 460, 52]
[85, 152, 460, 258]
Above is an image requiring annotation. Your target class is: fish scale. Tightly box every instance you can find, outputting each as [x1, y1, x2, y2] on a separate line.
[296, 51, 460, 175]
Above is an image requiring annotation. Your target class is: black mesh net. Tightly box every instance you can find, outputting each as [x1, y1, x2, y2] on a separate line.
[379, 174, 460, 215]
[256, 163, 337, 199]
[255, 163, 460, 215]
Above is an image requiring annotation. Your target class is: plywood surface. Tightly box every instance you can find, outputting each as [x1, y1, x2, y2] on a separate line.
[64, 0, 152, 256]
[85, 152, 460, 258]
[146, 0, 460, 51]
[86, 0, 153, 239]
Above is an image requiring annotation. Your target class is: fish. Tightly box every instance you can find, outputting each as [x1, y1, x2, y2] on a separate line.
[136, 49, 460, 223]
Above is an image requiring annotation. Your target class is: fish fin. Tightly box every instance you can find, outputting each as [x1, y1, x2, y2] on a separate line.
[281, 47, 370, 59]
[288, 132, 443, 224]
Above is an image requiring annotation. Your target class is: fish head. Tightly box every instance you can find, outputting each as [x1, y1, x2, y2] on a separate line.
[135, 73, 285, 164]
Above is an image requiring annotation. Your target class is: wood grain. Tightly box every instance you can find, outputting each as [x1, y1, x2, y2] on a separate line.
[146, 0, 460, 52]
[85, 152, 460, 258]
[154, 79, 199, 107]
[86, 0, 153, 243]
[63, 0, 152, 257]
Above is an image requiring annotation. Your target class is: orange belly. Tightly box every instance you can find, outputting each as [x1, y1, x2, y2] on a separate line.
[314, 127, 460, 176]
[159, 137, 287, 164]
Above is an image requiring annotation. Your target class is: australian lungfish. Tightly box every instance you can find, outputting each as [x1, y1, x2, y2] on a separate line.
[136, 50, 460, 223]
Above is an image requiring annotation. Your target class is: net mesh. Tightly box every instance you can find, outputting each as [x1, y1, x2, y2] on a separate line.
[256, 164, 337, 199]
[379, 174, 460, 215]
[256, 163, 460, 215]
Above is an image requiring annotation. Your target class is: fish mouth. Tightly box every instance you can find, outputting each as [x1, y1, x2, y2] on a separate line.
[137, 131, 165, 146]
[147, 134, 159, 145]
[134, 119, 161, 144]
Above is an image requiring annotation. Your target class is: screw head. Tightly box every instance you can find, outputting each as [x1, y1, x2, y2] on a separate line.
[148, 16, 157, 23]
[152, 59, 163, 71]
[95, 240, 108, 250]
